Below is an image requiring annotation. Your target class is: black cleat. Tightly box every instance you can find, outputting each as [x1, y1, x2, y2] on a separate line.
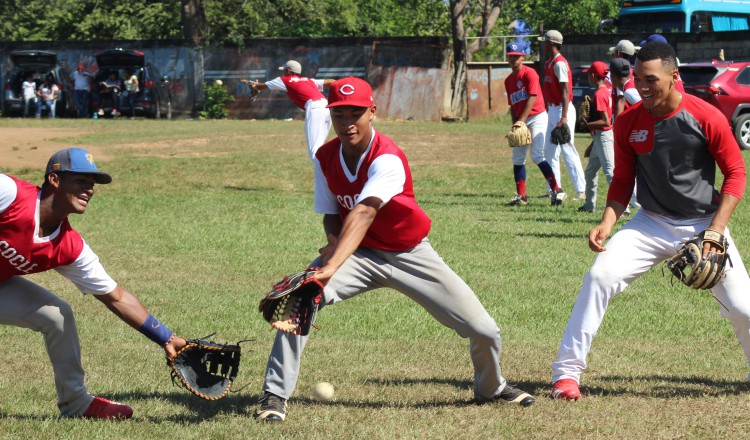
[255, 392, 288, 422]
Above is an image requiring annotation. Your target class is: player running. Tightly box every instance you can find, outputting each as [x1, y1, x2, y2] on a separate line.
[243, 60, 335, 161]
[0, 148, 187, 419]
[254, 77, 535, 422]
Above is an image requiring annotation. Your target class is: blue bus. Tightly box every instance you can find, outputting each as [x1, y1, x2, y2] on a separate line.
[599, 0, 750, 33]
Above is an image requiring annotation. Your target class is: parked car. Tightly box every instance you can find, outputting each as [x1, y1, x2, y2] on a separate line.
[90, 49, 172, 119]
[2, 50, 74, 117]
[571, 65, 596, 132]
[680, 60, 750, 150]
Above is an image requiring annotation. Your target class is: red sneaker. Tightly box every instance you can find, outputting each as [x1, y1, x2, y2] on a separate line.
[81, 396, 133, 419]
[552, 379, 581, 401]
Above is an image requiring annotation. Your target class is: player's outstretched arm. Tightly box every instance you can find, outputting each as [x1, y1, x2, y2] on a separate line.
[315, 198, 380, 284]
[241, 79, 268, 91]
[94, 285, 187, 357]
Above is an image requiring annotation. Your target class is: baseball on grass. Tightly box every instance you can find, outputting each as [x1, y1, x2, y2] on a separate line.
[313, 382, 335, 401]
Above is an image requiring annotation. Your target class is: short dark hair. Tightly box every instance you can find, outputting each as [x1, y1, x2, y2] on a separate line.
[636, 42, 677, 72]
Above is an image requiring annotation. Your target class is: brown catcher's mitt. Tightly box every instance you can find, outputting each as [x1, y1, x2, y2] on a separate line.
[241, 79, 261, 103]
[664, 229, 731, 290]
[259, 268, 324, 336]
[578, 95, 591, 126]
[505, 122, 532, 148]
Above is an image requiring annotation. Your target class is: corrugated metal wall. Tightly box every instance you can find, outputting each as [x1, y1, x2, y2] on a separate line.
[0, 37, 452, 121]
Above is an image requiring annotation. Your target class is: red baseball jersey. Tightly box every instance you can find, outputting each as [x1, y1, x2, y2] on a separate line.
[609, 94, 745, 217]
[504, 65, 546, 118]
[542, 54, 573, 106]
[0, 176, 84, 282]
[315, 130, 431, 251]
[280, 75, 326, 109]
[592, 85, 613, 133]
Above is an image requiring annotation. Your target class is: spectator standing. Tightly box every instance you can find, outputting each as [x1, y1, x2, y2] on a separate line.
[72, 65, 93, 118]
[21, 73, 37, 118]
[120, 68, 139, 119]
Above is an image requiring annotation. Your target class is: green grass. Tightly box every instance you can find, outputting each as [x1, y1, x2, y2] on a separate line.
[1, 117, 750, 438]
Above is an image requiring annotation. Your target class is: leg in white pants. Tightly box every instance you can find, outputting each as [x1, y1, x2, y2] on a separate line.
[544, 104, 586, 193]
[263, 240, 507, 401]
[304, 101, 332, 161]
[552, 210, 750, 384]
[0, 277, 94, 417]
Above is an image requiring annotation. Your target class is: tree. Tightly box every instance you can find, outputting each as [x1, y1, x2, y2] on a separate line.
[449, 0, 504, 119]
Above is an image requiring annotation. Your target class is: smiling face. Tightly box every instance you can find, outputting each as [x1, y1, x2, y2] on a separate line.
[633, 58, 679, 116]
[49, 172, 97, 215]
[330, 105, 376, 150]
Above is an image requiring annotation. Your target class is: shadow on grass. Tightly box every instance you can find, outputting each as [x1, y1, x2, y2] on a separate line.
[517, 231, 584, 239]
[581, 374, 750, 399]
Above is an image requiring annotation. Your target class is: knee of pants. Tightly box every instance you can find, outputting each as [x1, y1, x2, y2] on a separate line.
[37, 299, 76, 336]
[587, 263, 625, 291]
[463, 314, 502, 345]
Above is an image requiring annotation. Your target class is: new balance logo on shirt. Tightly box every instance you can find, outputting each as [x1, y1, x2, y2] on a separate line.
[629, 130, 648, 142]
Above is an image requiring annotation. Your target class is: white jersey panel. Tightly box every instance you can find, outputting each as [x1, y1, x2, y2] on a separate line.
[54, 241, 117, 295]
[0, 174, 18, 214]
[356, 154, 406, 208]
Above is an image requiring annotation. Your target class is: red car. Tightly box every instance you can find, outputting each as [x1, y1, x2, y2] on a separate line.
[680, 61, 750, 150]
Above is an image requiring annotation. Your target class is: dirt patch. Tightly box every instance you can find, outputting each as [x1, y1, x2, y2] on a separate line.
[1, 127, 107, 171]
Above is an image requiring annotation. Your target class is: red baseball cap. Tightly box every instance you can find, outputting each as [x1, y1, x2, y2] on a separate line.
[327, 77, 374, 108]
[584, 61, 609, 78]
[77, 65, 85, 71]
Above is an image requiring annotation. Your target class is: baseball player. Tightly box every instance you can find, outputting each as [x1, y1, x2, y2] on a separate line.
[538, 30, 586, 204]
[255, 77, 535, 422]
[243, 60, 335, 161]
[504, 42, 564, 206]
[639, 34, 685, 93]
[577, 61, 614, 214]
[551, 42, 750, 400]
[0, 148, 187, 418]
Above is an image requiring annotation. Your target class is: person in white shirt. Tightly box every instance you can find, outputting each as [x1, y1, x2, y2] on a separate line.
[35, 74, 59, 118]
[21, 73, 37, 117]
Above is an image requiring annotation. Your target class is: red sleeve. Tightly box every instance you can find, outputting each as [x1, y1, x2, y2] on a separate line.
[607, 107, 640, 206]
[698, 102, 746, 199]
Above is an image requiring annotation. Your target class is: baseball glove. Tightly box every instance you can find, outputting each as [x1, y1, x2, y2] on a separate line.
[241, 79, 260, 102]
[505, 122, 532, 148]
[259, 268, 324, 336]
[577, 95, 591, 126]
[550, 124, 571, 145]
[167, 336, 242, 400]
[664, 229, 731, 290]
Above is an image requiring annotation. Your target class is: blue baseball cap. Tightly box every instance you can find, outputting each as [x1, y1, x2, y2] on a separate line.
[45, 148, 112, 184]
[640, 34, 668, 47]
[506, 42, 525, 56]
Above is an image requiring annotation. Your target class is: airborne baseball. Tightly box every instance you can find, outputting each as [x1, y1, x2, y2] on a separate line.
[313, 382, 335, 401]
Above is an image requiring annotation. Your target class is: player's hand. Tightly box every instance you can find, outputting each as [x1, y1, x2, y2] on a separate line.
[588, 223, 612, 252]
[163, 335, 188, 359]
[512, 121, 523, 127]
[312, 265, 335, 285]
[558, 116, 568, 128]
[318, 234, 338, 265]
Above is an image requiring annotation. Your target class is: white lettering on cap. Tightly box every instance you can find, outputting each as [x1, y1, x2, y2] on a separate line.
[340, 84, 356, 95]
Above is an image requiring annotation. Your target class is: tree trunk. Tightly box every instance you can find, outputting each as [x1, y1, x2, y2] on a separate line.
[182, 0, 207, 47]
[448, 0, 504, 120]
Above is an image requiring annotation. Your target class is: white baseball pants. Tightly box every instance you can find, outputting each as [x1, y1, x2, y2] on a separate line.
[545, 104, 585, 194]
[552, 209, 750, 384]
[305, 99, 332, 161]
[512, 112, 549, 166]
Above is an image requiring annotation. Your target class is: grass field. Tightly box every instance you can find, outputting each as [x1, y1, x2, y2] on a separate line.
[1, 116, 750, 438]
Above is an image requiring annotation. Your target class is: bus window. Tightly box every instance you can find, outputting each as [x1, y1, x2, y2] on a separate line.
[618, 12, 685, 33]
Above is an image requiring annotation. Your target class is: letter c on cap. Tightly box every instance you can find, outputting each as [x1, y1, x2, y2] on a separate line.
[340, 84, 355, 95]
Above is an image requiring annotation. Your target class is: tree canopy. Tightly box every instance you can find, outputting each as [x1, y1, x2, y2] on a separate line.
[0, 0, 618, 44]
